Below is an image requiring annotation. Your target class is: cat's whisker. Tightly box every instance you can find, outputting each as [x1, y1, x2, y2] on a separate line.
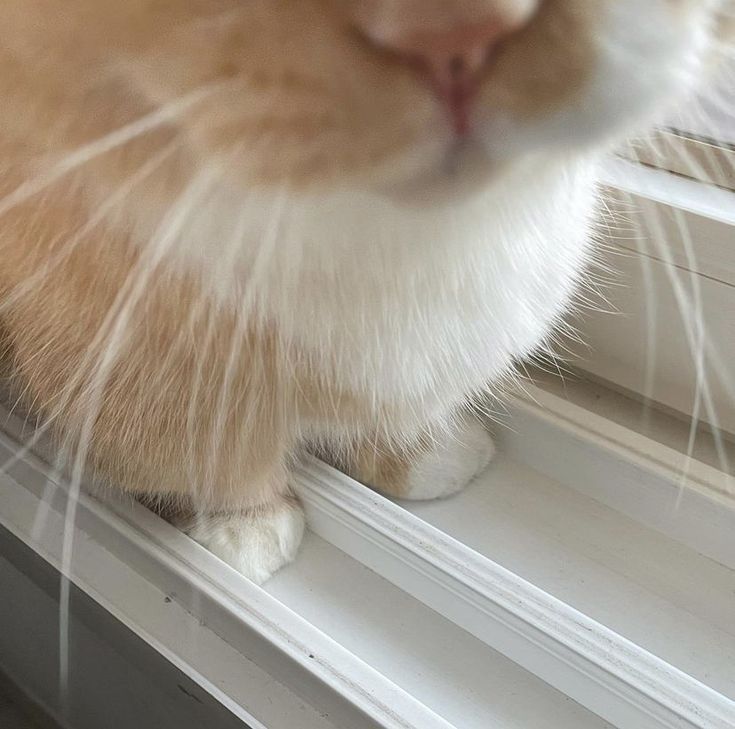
[630, 188, 734, 494]
[3, 148, 194, 493]
[625, 192, 660, 436]
[0, 140, 180, 318]
[0, 85, 221, 221]
[202, 187, 289, 507]
[54, 168, 220, 703]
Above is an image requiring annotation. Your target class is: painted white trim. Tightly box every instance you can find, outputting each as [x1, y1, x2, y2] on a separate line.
[294, 385, 735, 729]
[600, 158, 735, 226]
[0, 426, 452, 729]
[618, 131, 735, 191]
[502, 385, 735, 570]
[573, 158, 735, 433]
[2, 383, 734, 727]
[297, 459, 735, 729]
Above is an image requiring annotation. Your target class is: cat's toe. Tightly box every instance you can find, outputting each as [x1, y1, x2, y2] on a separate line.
[180, 498, 305, 584]
[400, 418, 494, 501]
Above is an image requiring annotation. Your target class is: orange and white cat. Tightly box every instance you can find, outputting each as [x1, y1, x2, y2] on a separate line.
[0, 1, 730, 582]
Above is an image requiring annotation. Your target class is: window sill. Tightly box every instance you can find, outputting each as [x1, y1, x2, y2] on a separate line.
[1, 380, 734, 728]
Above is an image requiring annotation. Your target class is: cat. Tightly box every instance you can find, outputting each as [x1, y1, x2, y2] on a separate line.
[0, 0, 731, 583]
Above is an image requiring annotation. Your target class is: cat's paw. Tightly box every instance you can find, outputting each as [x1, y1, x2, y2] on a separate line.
[180, 499, 305, 584]
[400, 418, 494, 501]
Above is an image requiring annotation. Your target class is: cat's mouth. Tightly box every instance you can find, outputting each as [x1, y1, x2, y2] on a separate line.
[379, 136, 505, 206]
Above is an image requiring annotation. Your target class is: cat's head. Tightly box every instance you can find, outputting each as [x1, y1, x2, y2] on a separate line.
[131, 0, 730, 196]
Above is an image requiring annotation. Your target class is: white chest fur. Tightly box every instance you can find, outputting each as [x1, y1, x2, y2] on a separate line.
[166, 155, 599, 432]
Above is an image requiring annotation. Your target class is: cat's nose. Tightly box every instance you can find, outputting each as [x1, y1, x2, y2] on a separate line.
[394, 19, 513, 134]
[391, 18, 518, 136]
[361, 7, 536, 135]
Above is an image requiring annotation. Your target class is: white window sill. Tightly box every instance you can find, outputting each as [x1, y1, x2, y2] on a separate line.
[1, 377, 734, 729]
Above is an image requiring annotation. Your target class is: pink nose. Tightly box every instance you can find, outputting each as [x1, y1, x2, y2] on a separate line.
[382, 18, 519, 135]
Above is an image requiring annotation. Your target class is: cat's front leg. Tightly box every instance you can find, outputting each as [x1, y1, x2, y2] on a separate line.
[146, 445, 305, 584]
[340, 416, 495, 501]
[169, 482, 305, 585]
[174, 495, 304, 585]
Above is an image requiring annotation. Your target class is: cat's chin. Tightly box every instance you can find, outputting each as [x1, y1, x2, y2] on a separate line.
[379, 138, 510, 208]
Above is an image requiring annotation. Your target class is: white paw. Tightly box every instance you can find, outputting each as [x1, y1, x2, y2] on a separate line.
[401, 418, 494, 501]
[181, 500, 305, 584]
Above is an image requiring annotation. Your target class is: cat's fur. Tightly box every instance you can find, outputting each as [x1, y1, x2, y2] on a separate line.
[0, 0, 730, 581]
